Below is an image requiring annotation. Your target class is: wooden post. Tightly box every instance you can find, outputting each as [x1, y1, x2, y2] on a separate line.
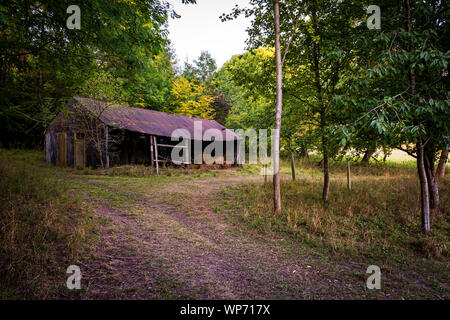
[237, 140, 242, 166]
[184, 138, 189, 164]
[153, 136, 159, 175]
[290, 151, 296, 181]
[105, 126, 110, 169]
[346, 158, 351, 190]
[264, 164, 267, 186]
[149, 135, 154, 167]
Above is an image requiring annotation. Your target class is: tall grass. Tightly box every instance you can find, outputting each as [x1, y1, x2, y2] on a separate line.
[0, 154, 95, 299]
[222, 169, 449, 263]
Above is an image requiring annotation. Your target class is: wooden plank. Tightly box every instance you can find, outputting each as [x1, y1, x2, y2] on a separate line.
[156, 143, 188, 149]
[237, 140, 242, 166]
[105, 126, 110, 169]
[149, 135, 154, 167]
[74, 131, 86, 168]
[184, 138, 189, 164]
[153, 136, 159, 175]
[58, 132, 67, 166]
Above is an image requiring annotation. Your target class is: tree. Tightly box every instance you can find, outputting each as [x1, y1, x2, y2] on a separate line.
[0, 0, 196, 147]
[273, 0, 282, 213]
[71, 101, 124, 169]
[182, 51, 218, 85]
[69, 71, 128, 169]
[168, 77, 215, 119]
[280, 0, 365, 202]
[341, 0, 449, 233]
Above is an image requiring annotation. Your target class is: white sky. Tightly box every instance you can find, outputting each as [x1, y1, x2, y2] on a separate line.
[166, 0, 251, 69]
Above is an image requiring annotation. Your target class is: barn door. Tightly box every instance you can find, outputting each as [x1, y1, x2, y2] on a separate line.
[57, 132, 67, 166]
[74, 132, 86, 168]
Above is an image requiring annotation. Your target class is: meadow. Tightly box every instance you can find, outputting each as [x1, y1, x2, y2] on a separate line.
[0, 149, 448, 299]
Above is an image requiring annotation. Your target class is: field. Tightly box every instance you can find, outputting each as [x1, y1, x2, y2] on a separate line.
[0, 149, 448, 299]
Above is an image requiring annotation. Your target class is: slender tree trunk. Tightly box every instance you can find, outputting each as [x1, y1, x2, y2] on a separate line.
[436, 149, 448, 178]
[299, 149, 309, 159]
[98, 146, 104, 169]
[290, 151, 296, 181]
[273, 0, 282, 213]
[311, 0, 329, 203]
[406, 0, 430, 233]
[322, 137, 330, 202]
[417, 142, 431, 234]
[346, 158, 351, 190]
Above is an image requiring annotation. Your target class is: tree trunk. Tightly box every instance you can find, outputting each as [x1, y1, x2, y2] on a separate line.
[361, 147, 375, 165]
[98, 147, 104, 169]
[406, 0, 430, 233]
[424, 150, 440, 215]
[322, 138, 330, 202]
[436, 149, 448, 178]
[272, 0, 282, 214]
[311, 0, 328, 203]
[290, 151, 296, 181]
[417, 142, 431, 234]
[299, 149, 310, 159]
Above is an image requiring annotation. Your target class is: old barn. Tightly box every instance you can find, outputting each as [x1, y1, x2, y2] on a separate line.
[45, 97, 242, 171]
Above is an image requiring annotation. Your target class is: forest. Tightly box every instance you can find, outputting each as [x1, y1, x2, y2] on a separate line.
[0, 0, 448, 301]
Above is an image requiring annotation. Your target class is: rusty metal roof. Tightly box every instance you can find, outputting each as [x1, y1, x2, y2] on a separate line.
[70, 97, 241, 141]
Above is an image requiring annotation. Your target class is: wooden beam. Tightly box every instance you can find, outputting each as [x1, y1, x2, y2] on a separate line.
[156, 143, 188, 149]
[153, 136, 159, 175]
[184, 138, 189, 164]
[149, 135, 154, 167]
[105, 126, 110, 169]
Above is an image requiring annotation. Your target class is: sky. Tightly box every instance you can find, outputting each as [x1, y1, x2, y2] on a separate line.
[166, 0, 252, 69]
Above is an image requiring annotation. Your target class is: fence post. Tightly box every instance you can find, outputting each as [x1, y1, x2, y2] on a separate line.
[346, 158, 351, 190]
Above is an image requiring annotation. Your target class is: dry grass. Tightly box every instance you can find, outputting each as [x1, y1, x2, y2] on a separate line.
[1, 149, 448, 299]
[0, 151, 96, 299]
[222, 159, 449, 264]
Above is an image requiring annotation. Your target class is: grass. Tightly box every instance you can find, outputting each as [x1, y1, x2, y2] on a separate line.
[0, 148, 448, 299]
[219, 157, 449, 294]
[223, 177, 449, 259]
[73, 163, 244, 179]
[0, 150, 97, 299]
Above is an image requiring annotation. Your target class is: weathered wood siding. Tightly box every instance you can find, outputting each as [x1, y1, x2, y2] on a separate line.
[45, 132, 58, 165]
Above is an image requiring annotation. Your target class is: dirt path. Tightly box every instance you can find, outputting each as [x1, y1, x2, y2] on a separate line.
[61, 174, 377, 299]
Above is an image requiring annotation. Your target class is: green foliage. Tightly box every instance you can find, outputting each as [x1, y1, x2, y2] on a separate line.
[337, 0, 449, 159]
[0, 0, 184, 147]
[182, 50, 217, 85]
[168, 77, 215, 119]
[216, 48, 275, 130]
